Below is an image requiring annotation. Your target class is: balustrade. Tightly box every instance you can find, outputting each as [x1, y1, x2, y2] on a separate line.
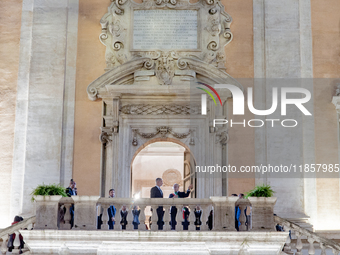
[31, 196, 276, 232]
[31, 196, 280, 233]
[275, 215, 340, 255]
[0, 216, 35, 255]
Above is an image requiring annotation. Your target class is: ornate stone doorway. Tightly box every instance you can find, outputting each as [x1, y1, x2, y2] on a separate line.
[130, 139, 197, 199]
[86, 0, 243, 199]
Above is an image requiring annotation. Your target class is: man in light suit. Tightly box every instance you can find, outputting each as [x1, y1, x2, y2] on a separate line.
[150, 178, 164, 230]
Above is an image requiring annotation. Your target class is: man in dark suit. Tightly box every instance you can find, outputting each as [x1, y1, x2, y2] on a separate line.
[108, 189, 116, 229]
[65, 179, 77, 228]
[150, 178, 164, 230]
[169, 183, 193, 230]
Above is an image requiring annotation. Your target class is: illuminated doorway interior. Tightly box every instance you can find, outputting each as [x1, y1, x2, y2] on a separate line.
[131, 141, 187, 199]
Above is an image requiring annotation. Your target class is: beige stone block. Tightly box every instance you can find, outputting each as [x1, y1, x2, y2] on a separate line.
[34, 195, 62, 230]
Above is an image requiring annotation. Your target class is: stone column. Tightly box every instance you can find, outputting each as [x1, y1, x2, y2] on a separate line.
[253, 0, 315, 219]
[10, 0, 79, 218]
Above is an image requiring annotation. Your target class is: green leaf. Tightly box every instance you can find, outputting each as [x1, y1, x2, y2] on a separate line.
[245, 184, 274, 198]
[31, 183, 68, 201]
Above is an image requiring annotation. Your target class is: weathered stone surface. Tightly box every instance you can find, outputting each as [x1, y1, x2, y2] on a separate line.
[20, 230, 288, 254]
[10, 0, 79, 222]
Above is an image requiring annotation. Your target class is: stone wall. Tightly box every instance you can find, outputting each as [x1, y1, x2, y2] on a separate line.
[8, 0, 79, 223]
[311, 0, 340, 230]
[0, 0, 22, 228]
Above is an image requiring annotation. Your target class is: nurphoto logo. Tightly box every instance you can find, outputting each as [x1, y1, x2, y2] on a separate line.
[197, 83, 312, 128]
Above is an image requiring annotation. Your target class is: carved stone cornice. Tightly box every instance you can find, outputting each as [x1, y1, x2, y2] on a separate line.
[87, 57, 243, 100]
[120, 104, 201, 115]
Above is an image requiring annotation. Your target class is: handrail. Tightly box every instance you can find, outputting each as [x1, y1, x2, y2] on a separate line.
[0, 216, 35, 254]
[274, 215, 340, 254]
[0, 216, 36, 238]
[97, 197, 212, 205]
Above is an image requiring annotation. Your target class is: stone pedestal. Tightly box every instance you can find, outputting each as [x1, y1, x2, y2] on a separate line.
[210, 196, 238, 231]
[248, 197, 277, 231]
[73, 196, 100, 230]
[34, 195, 62, 230]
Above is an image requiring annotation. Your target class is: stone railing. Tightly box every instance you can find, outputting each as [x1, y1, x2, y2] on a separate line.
[0, 216, 35, 254]
[34, 196, 278, 232]
[275, 215, 340, 255]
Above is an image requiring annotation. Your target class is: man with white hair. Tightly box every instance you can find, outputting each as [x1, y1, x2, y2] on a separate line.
[169, 183, 193, 230]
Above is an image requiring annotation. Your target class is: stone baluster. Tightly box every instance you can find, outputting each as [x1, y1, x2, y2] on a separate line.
[295, 232, 303, 255]
[13, 231, 20, 248]
[201, 205, 210, 231]
[62, 203, 72, 230]
[126, 206, 134, 230]
[176, 204, 183, 231]
[114, 204, 121, 231]
[163, 205, 171, 231]
[188, 205, 196, 231]
[150, 205, 158, 231]
[238, 203, 247, 231]
[332, 248, 339, 255]
[320, 243, 327, 255]
[1, 234, 8, 254]
[102, 204, 109, 230]
[283, 225, 291, 253]
[308, 237, 315, 255]
[139, 205, 146, 231]
[27, 222, 34, 230]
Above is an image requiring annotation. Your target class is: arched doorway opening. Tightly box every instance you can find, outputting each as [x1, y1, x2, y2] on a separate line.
[131, 138, 196, 199]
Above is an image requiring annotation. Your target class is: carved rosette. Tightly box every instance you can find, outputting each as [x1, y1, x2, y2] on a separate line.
[162, 169, 182, 186]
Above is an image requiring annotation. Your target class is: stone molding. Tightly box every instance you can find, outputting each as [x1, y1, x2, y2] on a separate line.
[87, 57, 243, 101]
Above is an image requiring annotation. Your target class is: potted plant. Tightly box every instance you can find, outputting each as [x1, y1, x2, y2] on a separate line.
[245, 184, 277, 231]
[31, 184, 68, 229]
[245, 184, 274, 198]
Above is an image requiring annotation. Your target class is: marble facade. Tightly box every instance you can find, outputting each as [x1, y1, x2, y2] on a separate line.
[0, 0, 339, 233]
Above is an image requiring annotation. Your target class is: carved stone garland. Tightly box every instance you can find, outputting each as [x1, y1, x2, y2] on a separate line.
[132, 126, 193, 146]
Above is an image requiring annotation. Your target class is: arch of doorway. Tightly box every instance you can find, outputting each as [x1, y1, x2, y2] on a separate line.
[130, 137, 197, 197]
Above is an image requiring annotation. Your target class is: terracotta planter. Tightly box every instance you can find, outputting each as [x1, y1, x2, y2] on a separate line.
[247, 197, 277, 231]
[34, 195, 62, 229]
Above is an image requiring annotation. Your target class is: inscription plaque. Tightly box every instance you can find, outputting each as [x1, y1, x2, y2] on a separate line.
[133, 10, 198, 50]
